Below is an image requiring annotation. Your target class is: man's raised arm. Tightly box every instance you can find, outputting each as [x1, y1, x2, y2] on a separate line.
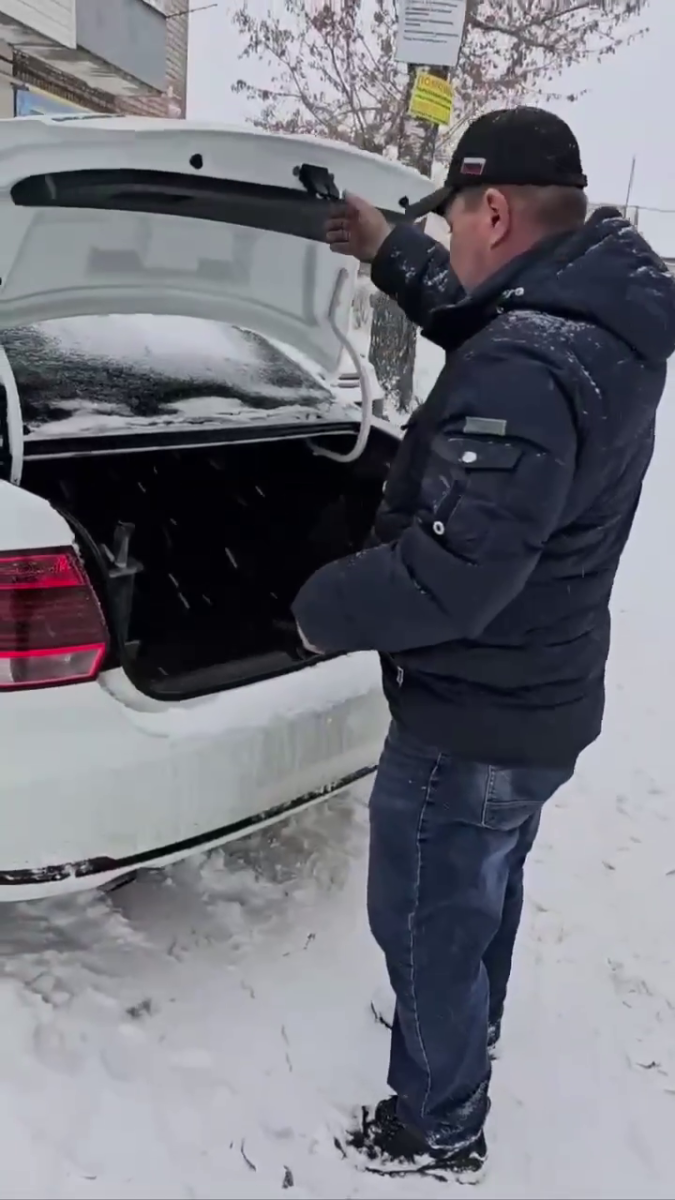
[326, 193, 463, 329]
[371, 224, 464, 328]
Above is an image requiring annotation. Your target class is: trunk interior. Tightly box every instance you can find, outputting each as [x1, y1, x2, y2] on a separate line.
[22, 430, 395, 697]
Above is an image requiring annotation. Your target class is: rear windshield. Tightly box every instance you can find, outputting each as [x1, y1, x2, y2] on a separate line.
[3, 314, 343, 439]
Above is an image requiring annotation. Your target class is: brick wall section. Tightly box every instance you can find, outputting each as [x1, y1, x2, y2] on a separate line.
[14, 0, 188, 117]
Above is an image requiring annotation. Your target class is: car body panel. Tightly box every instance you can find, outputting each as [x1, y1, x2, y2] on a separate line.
[0, 119, 421, 896]
[0, 652, 387, 899]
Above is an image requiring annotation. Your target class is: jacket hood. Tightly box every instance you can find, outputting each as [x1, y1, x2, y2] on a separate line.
[499, 209, 675, 364]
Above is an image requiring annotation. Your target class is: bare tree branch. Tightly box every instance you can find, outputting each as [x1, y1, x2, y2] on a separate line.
[232, 0, 649, 157]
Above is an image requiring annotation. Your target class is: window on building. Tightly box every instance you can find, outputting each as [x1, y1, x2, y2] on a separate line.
[14, 88, 92, 118]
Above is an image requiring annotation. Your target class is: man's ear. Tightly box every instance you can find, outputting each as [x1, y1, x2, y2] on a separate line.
[485, 187, 511, 247]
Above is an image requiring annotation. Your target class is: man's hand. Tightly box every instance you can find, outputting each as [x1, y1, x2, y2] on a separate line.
[297, 623, 321, 655]
[325, 193, 392, 264]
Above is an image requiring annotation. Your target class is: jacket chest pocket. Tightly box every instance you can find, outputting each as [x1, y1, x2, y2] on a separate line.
[421, 435, 525, 560]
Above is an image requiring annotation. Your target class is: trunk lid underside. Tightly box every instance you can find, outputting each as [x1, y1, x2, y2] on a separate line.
[0, 118, 432, 380]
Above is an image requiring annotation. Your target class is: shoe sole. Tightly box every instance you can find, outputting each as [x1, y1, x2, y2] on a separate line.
[364, 1156, 488, 1184]
[339, 1128, 488, 1185]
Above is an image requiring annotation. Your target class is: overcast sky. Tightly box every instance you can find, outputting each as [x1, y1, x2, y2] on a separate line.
[187, 0, 675, 253]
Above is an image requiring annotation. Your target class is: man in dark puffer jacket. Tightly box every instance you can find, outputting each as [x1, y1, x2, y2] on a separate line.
[292, 108, 675, 1177]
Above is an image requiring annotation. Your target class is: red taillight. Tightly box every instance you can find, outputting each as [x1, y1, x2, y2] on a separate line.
[0, 548, 109, 689]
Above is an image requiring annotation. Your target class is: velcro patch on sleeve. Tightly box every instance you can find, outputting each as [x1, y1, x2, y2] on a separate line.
[463, 416, 507, 437]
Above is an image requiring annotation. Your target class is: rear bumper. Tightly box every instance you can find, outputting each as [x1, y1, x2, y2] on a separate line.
[0, 654, 387, 900]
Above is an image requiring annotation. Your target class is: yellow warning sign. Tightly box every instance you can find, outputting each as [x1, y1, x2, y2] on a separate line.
[407, 71, 454, 127]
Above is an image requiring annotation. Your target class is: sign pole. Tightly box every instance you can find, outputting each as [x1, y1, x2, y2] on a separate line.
[398, 65, 454, 174]
[395, 0, 468, 172]
[367, 0, 468, 412]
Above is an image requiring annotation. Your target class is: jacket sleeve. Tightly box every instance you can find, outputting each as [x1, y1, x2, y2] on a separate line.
[370, 224, 464, 328]
[291, 349, 578, 655]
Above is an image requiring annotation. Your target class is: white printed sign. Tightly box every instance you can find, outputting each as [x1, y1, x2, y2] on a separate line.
[396, 0, 467, 67]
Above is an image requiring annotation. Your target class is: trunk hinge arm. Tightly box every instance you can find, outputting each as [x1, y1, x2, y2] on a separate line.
[309, 268, 373, 464]
[0, 341, 23, 485]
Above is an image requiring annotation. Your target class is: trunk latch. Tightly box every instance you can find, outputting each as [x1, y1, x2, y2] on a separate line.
[293, 163, 340, 202]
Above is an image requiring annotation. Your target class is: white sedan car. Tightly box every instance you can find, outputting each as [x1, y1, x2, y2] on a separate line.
[0, 116, 430, 899]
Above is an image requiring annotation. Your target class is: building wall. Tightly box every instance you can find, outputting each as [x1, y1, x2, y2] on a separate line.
[12, 0, 188, 117]
[122, 0, 187, 117]
[76, 0, 167, 94]
[0, 38, 14, 116]
[0, 0, 75, 47]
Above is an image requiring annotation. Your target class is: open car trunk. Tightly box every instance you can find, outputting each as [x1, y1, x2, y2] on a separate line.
[22, 430, 394, 698]
[0, 120, 428, 696]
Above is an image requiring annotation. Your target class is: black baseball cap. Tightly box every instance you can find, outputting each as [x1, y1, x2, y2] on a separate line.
[403, 106, 588, 221]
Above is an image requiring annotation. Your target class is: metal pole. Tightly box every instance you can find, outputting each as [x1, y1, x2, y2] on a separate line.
[624, 154, 637, 219]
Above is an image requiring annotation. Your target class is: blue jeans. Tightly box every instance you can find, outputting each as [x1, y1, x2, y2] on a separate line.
[367, 722, 573, 1151]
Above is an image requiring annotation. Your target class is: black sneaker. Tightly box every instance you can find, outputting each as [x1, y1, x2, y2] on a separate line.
[347, 1096, 487, 1181]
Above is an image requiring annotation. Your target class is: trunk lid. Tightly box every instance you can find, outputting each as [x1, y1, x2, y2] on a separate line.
[0, 118, 430, 369]
[0, 117, 431, 476]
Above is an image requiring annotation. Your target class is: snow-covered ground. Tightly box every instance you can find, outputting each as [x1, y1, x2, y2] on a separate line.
[3, 370, 675, 1199]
